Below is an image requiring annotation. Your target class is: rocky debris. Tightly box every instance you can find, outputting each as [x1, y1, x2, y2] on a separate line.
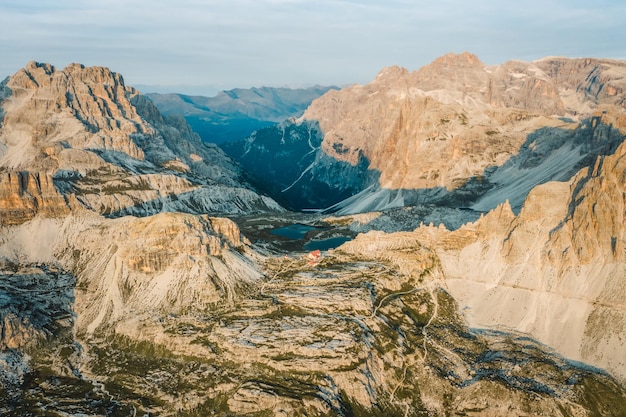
[47, 250, 626, 415]
[1, 203, 624, 414]
[0, 264, 133, 415]
[323, 204, 481, 233]
[0, 264, 75, 353]
[470, 111, 625, 212]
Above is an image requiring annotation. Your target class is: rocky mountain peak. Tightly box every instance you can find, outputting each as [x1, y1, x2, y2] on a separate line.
[0, 62, 282, 224]
[0, 61, 149, 170]
[414, 51, 486, 87]
[373, 65, 410, 83]
[62, 62, 131, 93]
[429, 51, 483, 67]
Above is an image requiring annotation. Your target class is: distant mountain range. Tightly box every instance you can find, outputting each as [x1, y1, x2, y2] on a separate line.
[147, 85, 337, 143]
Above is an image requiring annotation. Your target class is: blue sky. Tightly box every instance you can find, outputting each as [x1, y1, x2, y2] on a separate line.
[1, 0, 625, 95]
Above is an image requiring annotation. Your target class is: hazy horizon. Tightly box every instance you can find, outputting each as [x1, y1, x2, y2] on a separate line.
[2, 0, 625, 94]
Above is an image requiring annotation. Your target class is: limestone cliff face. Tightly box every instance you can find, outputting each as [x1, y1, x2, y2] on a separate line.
[0, 210, 270, 414]
[303, 53, 626, 192]
[0, 62, 282, 224]
[535, 57, 626, 111]
[0, 171, 73, 225]
[62, 213, 261, 336]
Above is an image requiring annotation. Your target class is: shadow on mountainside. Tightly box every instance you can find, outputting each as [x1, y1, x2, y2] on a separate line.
[221, 120, 380, 211]
[327, 116, 625, 218]
[0, 264, 76, 350]
[146, 86, 338, 144]
[468, 116, 624, 213]
[101, 185, 280, 218]
[220, 116, 625, 221]
[0, 263, 138, 415]
[53, 116, 624, 226]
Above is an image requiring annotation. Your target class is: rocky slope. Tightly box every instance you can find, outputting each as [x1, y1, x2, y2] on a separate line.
[224, 53, 626, 214]
[148, 85, 337, 143]
[0, 209, 266, 415]
[0, 61, 282, 224]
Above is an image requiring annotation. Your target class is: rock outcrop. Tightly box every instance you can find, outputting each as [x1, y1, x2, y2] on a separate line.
[0, 171, 74, 225]
[0, 265, 75, 349]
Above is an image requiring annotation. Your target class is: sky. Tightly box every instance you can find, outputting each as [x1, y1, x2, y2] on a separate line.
[1, 0, 625, 95]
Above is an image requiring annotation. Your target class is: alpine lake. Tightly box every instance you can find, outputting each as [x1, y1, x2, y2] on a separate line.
[232, 212, 355, 254]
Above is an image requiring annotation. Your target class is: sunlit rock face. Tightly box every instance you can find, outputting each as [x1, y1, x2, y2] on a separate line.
[0, 171, 74, 226]
[225, 53, 626, 213]
[0, 60, 278, 339]
[304, 53, 626, 192]
[0, 61, 283, 224]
